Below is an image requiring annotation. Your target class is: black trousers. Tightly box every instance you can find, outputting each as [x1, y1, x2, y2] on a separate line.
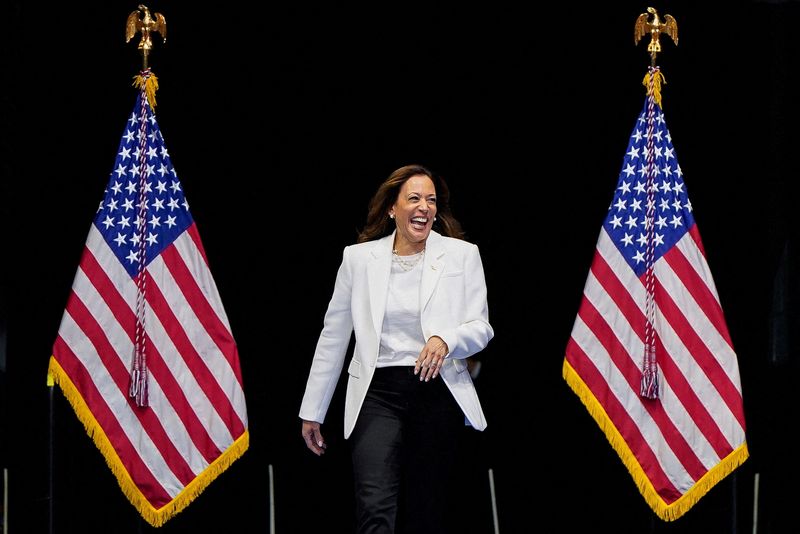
[350, 366, 464, 534]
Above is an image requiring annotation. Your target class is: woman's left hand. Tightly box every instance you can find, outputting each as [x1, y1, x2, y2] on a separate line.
[415, 335, 449, 382]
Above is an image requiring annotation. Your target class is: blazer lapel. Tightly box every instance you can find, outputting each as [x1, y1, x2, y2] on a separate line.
[367, 234, 394, 338]
[420, 232, 445, 312]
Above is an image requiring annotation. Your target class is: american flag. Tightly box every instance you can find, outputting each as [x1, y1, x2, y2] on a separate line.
[563, 80, 748, 520]
[47, 80, 249, 527]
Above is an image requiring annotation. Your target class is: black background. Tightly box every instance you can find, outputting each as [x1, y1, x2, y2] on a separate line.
[3, 1, 800, 533]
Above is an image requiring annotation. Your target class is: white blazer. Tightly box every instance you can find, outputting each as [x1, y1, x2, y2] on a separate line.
[299, 230, 494, 438]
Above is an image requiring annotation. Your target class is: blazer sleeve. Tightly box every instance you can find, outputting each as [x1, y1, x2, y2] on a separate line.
[437, 243, 494, 360]
[298, 247, 355, 424]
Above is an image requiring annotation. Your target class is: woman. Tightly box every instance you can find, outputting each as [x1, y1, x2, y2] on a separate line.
[299, 164, 494, 534]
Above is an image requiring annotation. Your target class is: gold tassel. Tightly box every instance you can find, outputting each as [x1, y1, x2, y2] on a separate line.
[132, 72, 160, 111]
[642, 69, 666, 108]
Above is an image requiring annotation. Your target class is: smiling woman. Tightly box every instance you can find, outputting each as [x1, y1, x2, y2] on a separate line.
[299, 164, 494, 534]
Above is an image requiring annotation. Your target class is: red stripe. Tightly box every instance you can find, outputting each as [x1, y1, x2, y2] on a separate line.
[590, 246, 645, 341]
[662, 240, 735, 349]
[654, 276, 747, 431]
[187, 223, 209, 265]
[575, 293, 709, 484]
[565, 333, 682, 504]
[62, 285, 199, 487]
[161, 240, 244, 387]
[81, 243, 225, 462]
[144, 260, 245, 438]
[53, 333, 173, 509]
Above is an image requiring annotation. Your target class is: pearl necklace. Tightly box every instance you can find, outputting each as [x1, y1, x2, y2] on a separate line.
[392, 248, 425, 272]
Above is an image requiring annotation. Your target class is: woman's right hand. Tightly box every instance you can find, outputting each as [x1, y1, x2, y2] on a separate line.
[301, 420, 327, 456]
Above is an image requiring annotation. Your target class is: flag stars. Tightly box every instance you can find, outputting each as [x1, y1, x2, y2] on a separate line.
[114, 233, 127, 247]
[660, 181, 672, 194]
[609, 215, 623, 229]
[102, 215, 115, 229]
[627, 146, 640, 159]
[170, 181, 182, 193]
[146, 233, 158, 246]
[153, 198, 165, 211]
[634, 181, 647, 195]
[632, 129, 644, 142]
[167, 197, 180, 211]
[155, 180, 167, 194]
[165, 215, 177, 228]
[670, 215, 683, 228]
[621, 233, 634, 246]
[630, 198, 643, 212]
[660, 198, 671, 211]
[147, 146, 158, 159]
[148, 215, 161, 228]
[106, 198, 119, 212]
[114, 164, 127, 178]
[632, 250, 646, 264]
[126, 181, 137, 194]
[656, 215, 668, 229]
[158, 163, 169, 177]
[625, 215, 639, 229]
[123, 198, 135, 211]
[160, 146, 169, 158]
[618, 181, 631, 194]
[110, 181, 123, 194]
[622, 163, 636, 178]
[614, 198, 628, 212]
[672, 198, 683, 211]
[118, 215, 131, 228]
[126, 249, 139, 264]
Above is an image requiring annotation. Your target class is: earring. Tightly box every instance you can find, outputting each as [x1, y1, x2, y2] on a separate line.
[389, 213, 395, 219]
[434, 216, 437, 221]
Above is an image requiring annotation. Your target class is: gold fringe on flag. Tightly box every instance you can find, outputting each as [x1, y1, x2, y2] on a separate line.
[47, 356, 250, 527]
[132, 71, 160, 111]
[562, 359, 749, 521]
[642, 69, 666, 108]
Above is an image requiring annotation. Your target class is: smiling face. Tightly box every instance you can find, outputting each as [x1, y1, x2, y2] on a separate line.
[389, 174, 437, 254]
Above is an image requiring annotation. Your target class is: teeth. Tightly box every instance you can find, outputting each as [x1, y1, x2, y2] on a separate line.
[411, 217, 427, 223]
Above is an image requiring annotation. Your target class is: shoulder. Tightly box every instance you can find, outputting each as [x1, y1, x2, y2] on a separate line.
[343, 235, 393, 260]
[429, 231, 479, 254]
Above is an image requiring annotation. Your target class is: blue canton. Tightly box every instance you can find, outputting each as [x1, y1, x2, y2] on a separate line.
[94, 92, 193, 279]
[603, 98, 695, 277]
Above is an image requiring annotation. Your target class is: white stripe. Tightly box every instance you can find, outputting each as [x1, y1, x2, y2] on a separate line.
[69, 258, 211, 485]
[172, 231, 248, 424]
[146, 253, 241, 449]
[173, 231, 233, 331]
[570, 312, 694, 492]
[57, 309, 184, 497]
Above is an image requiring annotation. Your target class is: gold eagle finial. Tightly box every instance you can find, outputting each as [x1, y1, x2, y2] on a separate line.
[634, 7, 678, 65]
[126, 4, 167, 69]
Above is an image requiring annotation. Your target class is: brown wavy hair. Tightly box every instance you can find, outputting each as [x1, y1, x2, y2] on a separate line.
[357, 164, 465, 243]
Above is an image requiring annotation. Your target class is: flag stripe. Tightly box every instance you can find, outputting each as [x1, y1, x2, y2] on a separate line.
[84, 228, 229, 465]
[144, 258, 244, 442]
[574, 283, 709, 488]
[565, 334, 683, 503]
[63, 270, 201, 490]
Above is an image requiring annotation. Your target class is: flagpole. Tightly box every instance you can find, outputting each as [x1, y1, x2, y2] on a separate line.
[48, 379, 55, 534]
